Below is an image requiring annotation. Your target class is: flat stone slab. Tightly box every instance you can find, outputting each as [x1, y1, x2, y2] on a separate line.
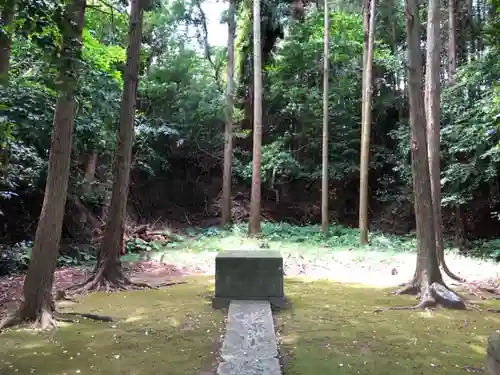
[213, 250, 284, 309]
[217, 300, 281, 375]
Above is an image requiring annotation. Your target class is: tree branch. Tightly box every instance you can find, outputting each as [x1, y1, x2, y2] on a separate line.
[193, 0, 222, 91]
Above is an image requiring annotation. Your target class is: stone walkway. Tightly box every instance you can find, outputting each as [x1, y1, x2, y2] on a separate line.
[217, 301, 281, 375]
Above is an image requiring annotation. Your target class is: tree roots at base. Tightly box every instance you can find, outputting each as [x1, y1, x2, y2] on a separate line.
[0, 303, 113, 331]
[390, 281, 466, 310]
[65, 268, 184, 296]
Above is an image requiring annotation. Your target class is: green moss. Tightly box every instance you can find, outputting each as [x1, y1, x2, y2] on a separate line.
[276, 279, 500, 375]
[0, 277, 223, 375]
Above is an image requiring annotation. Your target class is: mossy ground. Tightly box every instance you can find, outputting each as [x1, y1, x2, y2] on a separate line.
[276, 279, 500, 375]
[1, 274, 500, 375]
[0, 276, 223, 375]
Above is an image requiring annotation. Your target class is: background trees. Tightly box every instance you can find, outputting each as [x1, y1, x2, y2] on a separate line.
[0, 0, 498, 312]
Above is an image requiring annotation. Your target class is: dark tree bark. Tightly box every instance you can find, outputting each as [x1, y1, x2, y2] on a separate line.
[248, 0, 263, 236]
[392, 0, 465, 310]
[0, 0, 15, 83]
[68, 0, 150, 293]
[425, 0, 464, 282]
[221, 0, 237, 226]
[0, 0, 86, 330]
[358, 0, 376, 244]
[448, 0, 457, 78]
[321, 0, 329, 238]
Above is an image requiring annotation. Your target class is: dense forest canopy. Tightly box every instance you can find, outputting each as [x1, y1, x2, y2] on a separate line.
[0, 0, 498, 245]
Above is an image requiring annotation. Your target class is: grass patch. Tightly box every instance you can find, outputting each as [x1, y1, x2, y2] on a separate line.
[0, 276, 224, 375]
[276, 279, 500, 375]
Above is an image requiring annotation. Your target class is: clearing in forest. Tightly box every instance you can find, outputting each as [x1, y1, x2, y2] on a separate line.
[143, 224, 500, 287]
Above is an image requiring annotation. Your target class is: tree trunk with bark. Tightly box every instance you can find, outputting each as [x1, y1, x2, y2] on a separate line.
[321, 0, 329, 238]
[393, 0, 464, 310]
[248, 0, 263, 236]
[221, 0, 236, 226]
[425, 0, 464, 282]
[448, 0, 457, 78]
[0, 0, 86, 330]
[358, 0, 376, 245]
[0, 0, 15, 83]
[68, 0, 149, 294]
[448, 0, 468, 251]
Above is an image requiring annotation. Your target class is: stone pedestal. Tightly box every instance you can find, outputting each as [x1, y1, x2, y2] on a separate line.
[212, 250, 285, 309]
[488, 335, 500, 375]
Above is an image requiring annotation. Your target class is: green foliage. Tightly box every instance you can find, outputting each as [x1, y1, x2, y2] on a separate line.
[440, 49, 500, 206]
[165, 222, 417, 253]
[232, 9, 395, 183]
[0, 241, 96, 275]
[468, 238, 500, 260]
[125, 237, 162, 253]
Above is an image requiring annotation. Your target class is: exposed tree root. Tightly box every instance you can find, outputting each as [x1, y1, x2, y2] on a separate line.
[389, 281, 466, 311]
[65, 269, 185, 296]
[440, 261, 466, 283]
[53, 311, 114, 322]
[0, 304, 114, 331]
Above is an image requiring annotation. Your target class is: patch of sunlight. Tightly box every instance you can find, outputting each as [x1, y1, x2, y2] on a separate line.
[56, 321, 72, 328]
[417, 310, 435, 318]
[0, 276, 225, 375]
[20, 342, 46, 349]
[470, 343, 487, 355]
[123, 315, 142, 323]
[338, 282, 383, 290]
[167, 316, 180, 327]
[475, 335, 490, 343]
[280, 334, 299, 344]
[276, 279, 500, 375]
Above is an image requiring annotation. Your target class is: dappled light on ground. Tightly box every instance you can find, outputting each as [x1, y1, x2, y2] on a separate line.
[276, 279, 500, 375]
[0, 277, 224, 375]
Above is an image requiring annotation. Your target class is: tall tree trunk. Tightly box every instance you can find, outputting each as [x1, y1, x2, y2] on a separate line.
[448, 0, 457, 78]
[0, 0, 86, 330]
[248, 0, 263, 236]
[321, 0, 329, 238]
[448, 0, 467, 250]
[359, 0, 376, 245]
[393, 0, 464, 309]
[360, 0, 369, 141]
[68, 0, 148, 293]
[425, 0, 464, 282]
[466, 0, 475, 59]
[0, 0, 15, 83]
[221, 0, 237, 226]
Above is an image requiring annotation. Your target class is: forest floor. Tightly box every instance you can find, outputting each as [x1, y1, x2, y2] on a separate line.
[1, 276, 500, 374]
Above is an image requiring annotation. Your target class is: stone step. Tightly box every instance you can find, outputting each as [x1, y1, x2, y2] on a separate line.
[217, 300, 281, 375]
